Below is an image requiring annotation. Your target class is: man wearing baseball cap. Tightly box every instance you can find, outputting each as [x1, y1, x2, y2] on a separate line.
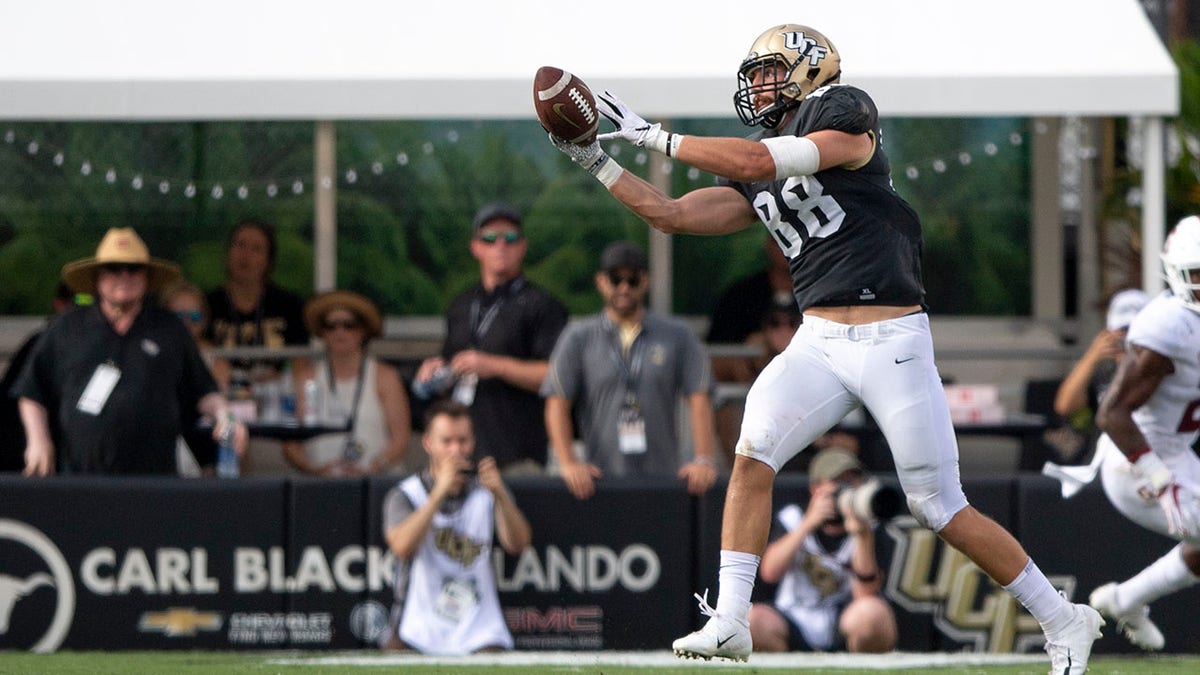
[13, 227, 246, 475]
[542, 240, 719, 499]
[412, 202, 568, 475]
[747, 446, 898, 653]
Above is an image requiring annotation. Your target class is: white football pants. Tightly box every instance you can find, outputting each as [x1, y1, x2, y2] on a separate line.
[1098, 435, 1200, 546]
[736, 311, 968, 531]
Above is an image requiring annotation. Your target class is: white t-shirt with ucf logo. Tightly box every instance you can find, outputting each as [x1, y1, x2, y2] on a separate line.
[394, 474, 512, 654]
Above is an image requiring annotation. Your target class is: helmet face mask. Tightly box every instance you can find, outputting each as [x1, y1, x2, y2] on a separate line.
[1162, 216, 1200, 313]
[735, 24, 841, 129]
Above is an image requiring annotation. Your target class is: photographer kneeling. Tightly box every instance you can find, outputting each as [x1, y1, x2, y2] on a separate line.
[748, 447, 899, 653]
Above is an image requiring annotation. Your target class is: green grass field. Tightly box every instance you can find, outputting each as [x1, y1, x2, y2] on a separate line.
[1, 651, 1199, 675]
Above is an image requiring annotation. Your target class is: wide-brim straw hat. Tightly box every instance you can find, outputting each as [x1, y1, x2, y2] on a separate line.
[61, 227, 181, 294]
[304, 290, 383, 339]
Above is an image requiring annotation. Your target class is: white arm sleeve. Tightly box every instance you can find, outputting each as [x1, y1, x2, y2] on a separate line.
[761, 136, 820, 179]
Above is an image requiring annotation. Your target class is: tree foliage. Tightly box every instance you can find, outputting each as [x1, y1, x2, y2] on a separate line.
[0, 114, 1065, 320]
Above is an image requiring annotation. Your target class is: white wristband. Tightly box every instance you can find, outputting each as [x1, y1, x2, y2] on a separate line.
[644, 129, 683, 158]
[762, 135, 820, 179]
[591, 155, 625, 188]
[644, 126, 667, 154]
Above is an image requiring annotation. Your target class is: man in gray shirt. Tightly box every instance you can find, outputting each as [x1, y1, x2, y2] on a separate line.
[542, 241, 718, 500]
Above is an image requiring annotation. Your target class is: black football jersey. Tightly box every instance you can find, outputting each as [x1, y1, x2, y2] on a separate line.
[721, 84, 926, 312]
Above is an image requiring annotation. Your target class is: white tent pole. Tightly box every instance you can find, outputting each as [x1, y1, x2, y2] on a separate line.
[649, 145, 673, 314]
[314, 120, 337, 293]
[1141, 116, 1165, 292]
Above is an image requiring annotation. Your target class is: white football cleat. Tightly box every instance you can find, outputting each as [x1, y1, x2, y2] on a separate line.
[1089, 582, 1165, 651]
[1044, 603, 1103, 675]
[671, 591, 751, 662]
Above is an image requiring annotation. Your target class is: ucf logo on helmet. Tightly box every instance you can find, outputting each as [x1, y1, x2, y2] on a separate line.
[783, 32, 830, 67]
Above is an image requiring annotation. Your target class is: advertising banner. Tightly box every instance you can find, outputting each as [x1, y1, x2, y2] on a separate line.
[0, 474, 1193, 654]
[365, 476, 694, 651]
[0, 477, 286, 651]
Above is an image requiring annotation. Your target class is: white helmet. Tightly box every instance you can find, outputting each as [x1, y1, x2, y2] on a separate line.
[1161, 215, 1200, 313]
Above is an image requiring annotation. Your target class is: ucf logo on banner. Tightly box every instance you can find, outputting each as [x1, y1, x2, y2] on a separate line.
[883, 516, 1077, 653]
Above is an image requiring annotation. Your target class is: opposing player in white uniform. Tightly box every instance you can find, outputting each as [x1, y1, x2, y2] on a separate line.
[1087, 216, 1200, 650]
[550, 22, 1102, 672]
[380, 400, 532, 654]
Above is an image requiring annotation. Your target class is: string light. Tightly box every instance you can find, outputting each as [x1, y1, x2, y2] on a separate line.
[0, 123, 1051, 204]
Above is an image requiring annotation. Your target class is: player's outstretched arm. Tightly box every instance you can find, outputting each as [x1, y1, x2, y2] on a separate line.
[549, 133, 756, 236]
[597, 90, 873, 182]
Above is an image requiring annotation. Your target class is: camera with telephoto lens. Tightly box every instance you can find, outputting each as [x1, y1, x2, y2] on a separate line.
[834, 478, 904, 522]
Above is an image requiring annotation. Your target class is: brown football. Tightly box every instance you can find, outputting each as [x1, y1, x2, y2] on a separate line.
[533, 66, 600, 145]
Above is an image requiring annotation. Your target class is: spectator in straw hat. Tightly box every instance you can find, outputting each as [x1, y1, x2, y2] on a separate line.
[282, 290, 412, 476]
[12, 227, 247, 476]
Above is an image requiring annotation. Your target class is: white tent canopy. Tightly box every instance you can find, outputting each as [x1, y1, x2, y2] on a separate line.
[0, 0, 1180, 295]
[0, 0, 1176, 119]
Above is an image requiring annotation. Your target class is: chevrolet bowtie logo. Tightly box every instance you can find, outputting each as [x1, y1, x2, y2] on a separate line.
[138, 607, 223, 637]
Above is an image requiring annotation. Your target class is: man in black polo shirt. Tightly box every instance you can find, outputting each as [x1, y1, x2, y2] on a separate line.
[412, 203, 568, 474]
[14, 228, 246, 475]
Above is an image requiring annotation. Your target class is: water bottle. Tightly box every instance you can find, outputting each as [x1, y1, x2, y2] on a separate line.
[278, 365, 297, 425]
[303, 378, 322, 426]
[452, 373, 478, 406]
[412, 365, 455, 400]
[216, 415, 240, 478]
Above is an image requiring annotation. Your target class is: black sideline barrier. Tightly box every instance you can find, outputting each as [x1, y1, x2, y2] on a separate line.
[0, 474, 1195, 654]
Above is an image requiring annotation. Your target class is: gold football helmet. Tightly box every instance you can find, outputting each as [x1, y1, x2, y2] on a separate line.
[735, 24, 842, 129]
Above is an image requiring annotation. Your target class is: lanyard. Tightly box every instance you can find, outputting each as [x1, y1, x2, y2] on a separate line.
[468, 298, 503, 346]
[608, 325, 644, 405]
[468, 276, 525, 346]
[327, 356, 368, 433]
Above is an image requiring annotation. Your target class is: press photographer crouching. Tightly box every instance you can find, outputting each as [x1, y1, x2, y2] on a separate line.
[748, 447, 900, 653]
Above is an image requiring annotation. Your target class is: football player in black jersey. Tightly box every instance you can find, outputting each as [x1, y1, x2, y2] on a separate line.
[550, 24, 1101, 671]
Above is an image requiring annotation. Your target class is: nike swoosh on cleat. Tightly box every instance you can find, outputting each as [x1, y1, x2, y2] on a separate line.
[716, 635, 734, 648]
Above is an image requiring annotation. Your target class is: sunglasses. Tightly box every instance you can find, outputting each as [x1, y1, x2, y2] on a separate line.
[175, 309, 204, 324]
[606, 270, 643, 287]
[477, 230, 523, 245]
[99, 262, 147, 274]
[322, 318, 362, 331]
